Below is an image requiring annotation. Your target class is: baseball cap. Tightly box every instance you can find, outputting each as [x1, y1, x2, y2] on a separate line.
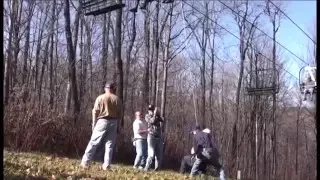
[148, 104, 155, 110]
[194, 125, 201, 130]
[104, 82, 115, 89]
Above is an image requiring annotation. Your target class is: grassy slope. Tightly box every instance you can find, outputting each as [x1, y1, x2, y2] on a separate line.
[4, 150, 220, 180]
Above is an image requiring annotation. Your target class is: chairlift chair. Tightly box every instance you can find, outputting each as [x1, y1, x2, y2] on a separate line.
[245, 68, 280, 96]
[129, 0, 174, 12]
[162, 0, 174, 3]
[299, 66, 316, 101]
[81, 0, 125, 16]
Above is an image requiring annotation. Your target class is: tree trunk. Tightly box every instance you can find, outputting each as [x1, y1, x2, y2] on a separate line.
[64, 0, 80, 118]
[160, 4, 173, 131]
[34, 4, 49, 92]
[295, 102, 301, 177]
[83, 18, 92, 99]
[38, 37, 51, 109]
[79, 17, 85, 107]
[49, 0, 56, 108]
[209, 31, 215, 125]
[22, 0, 34, 86]
[64, 1, 81, 113]
[11, 0, 23, 89]
[124, 11, 137, 113]
[101, 13, 111, 85]
[4, 0, 16, 105]
[200, 3, 209, 127]
[73, 2, 82, 56]
[115, 0, 124, 126]
[142, 7, 150, 109]
[152, 0, 160, 106]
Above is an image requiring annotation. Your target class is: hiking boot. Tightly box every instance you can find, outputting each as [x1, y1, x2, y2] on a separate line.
[102, 164, 111, 171]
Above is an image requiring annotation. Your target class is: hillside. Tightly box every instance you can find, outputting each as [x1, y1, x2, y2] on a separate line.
[4, 150, 220, 180]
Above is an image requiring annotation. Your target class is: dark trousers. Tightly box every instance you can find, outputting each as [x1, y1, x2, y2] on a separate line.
[190, 148, 222, 176]
[180, 155, 207, 174]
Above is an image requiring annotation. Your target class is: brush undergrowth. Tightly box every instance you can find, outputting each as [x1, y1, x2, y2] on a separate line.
[4, 150, 222, 180]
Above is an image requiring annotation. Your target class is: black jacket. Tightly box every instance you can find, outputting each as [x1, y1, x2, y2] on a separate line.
[192, 130, 214, 154]
[145, 114, 164, 138]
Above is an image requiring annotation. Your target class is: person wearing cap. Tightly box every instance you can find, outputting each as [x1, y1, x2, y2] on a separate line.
[132, 111, 148, 169]
[190, 125, 226, 180]
[80, 82, 122, 170]
[144, 105, 164, 171]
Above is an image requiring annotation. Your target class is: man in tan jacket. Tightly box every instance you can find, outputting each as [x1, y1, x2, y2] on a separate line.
[80, 82, 122, 170]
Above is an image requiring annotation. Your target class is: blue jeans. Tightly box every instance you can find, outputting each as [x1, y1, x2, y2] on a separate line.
[144, 135, 163, 171]
[133, 139, 147, 167]
[81, 119, 118, 167]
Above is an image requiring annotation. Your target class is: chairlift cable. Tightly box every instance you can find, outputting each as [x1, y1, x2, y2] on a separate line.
[267, 0, 316, 45]
[216, 0, 310, 66]
[183, 0, 300, 81]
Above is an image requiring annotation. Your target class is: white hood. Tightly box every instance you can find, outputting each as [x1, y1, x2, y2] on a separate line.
[202, 128, 211, 134]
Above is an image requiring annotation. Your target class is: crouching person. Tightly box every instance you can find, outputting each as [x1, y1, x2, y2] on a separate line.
[190, 126, 226, 180]
[132, 111, 148, 169]
[180, 148, 207, 175]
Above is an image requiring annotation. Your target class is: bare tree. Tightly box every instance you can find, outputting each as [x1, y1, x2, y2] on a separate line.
[64, 0, 80, 118]
[184, 2, 209, 127]
[4, 0, 18, 105]
[142, 6, 151, 109]
[265, 1, 284, 178]
[49, 0, 57, 108]
[101, 13, 111, 84]
[34, 3, 50, 93]
[115, 0, 124, 127]
[11, 0, 23, 89]
[2, 1, 317, 179]
[22, 0, 36, 87]
[124, 10, 137, 113]
[229, 0, 261, 173]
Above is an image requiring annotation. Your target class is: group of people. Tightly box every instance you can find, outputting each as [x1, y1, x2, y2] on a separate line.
[132, 105, 164, 171]
[79, 82, 226, 179]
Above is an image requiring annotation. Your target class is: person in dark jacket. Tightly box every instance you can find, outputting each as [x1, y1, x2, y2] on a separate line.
[190, 125, 226, 180]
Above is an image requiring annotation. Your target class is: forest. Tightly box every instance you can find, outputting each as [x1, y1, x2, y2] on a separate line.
[3, 0, 316, 179]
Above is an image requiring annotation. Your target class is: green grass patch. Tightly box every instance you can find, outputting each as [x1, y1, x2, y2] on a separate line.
[4, 150, 221, 180]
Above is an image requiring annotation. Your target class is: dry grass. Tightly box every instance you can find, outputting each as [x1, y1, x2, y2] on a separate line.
[4, 150, 221, 180]
[3, 102, 225, 179]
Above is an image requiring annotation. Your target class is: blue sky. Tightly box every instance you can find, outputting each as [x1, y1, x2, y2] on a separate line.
[211, 1, 317, 88]
[276, 1, 316, 86]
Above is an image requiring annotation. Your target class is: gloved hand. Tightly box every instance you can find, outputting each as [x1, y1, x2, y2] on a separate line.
[191, 147, 195, 155]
